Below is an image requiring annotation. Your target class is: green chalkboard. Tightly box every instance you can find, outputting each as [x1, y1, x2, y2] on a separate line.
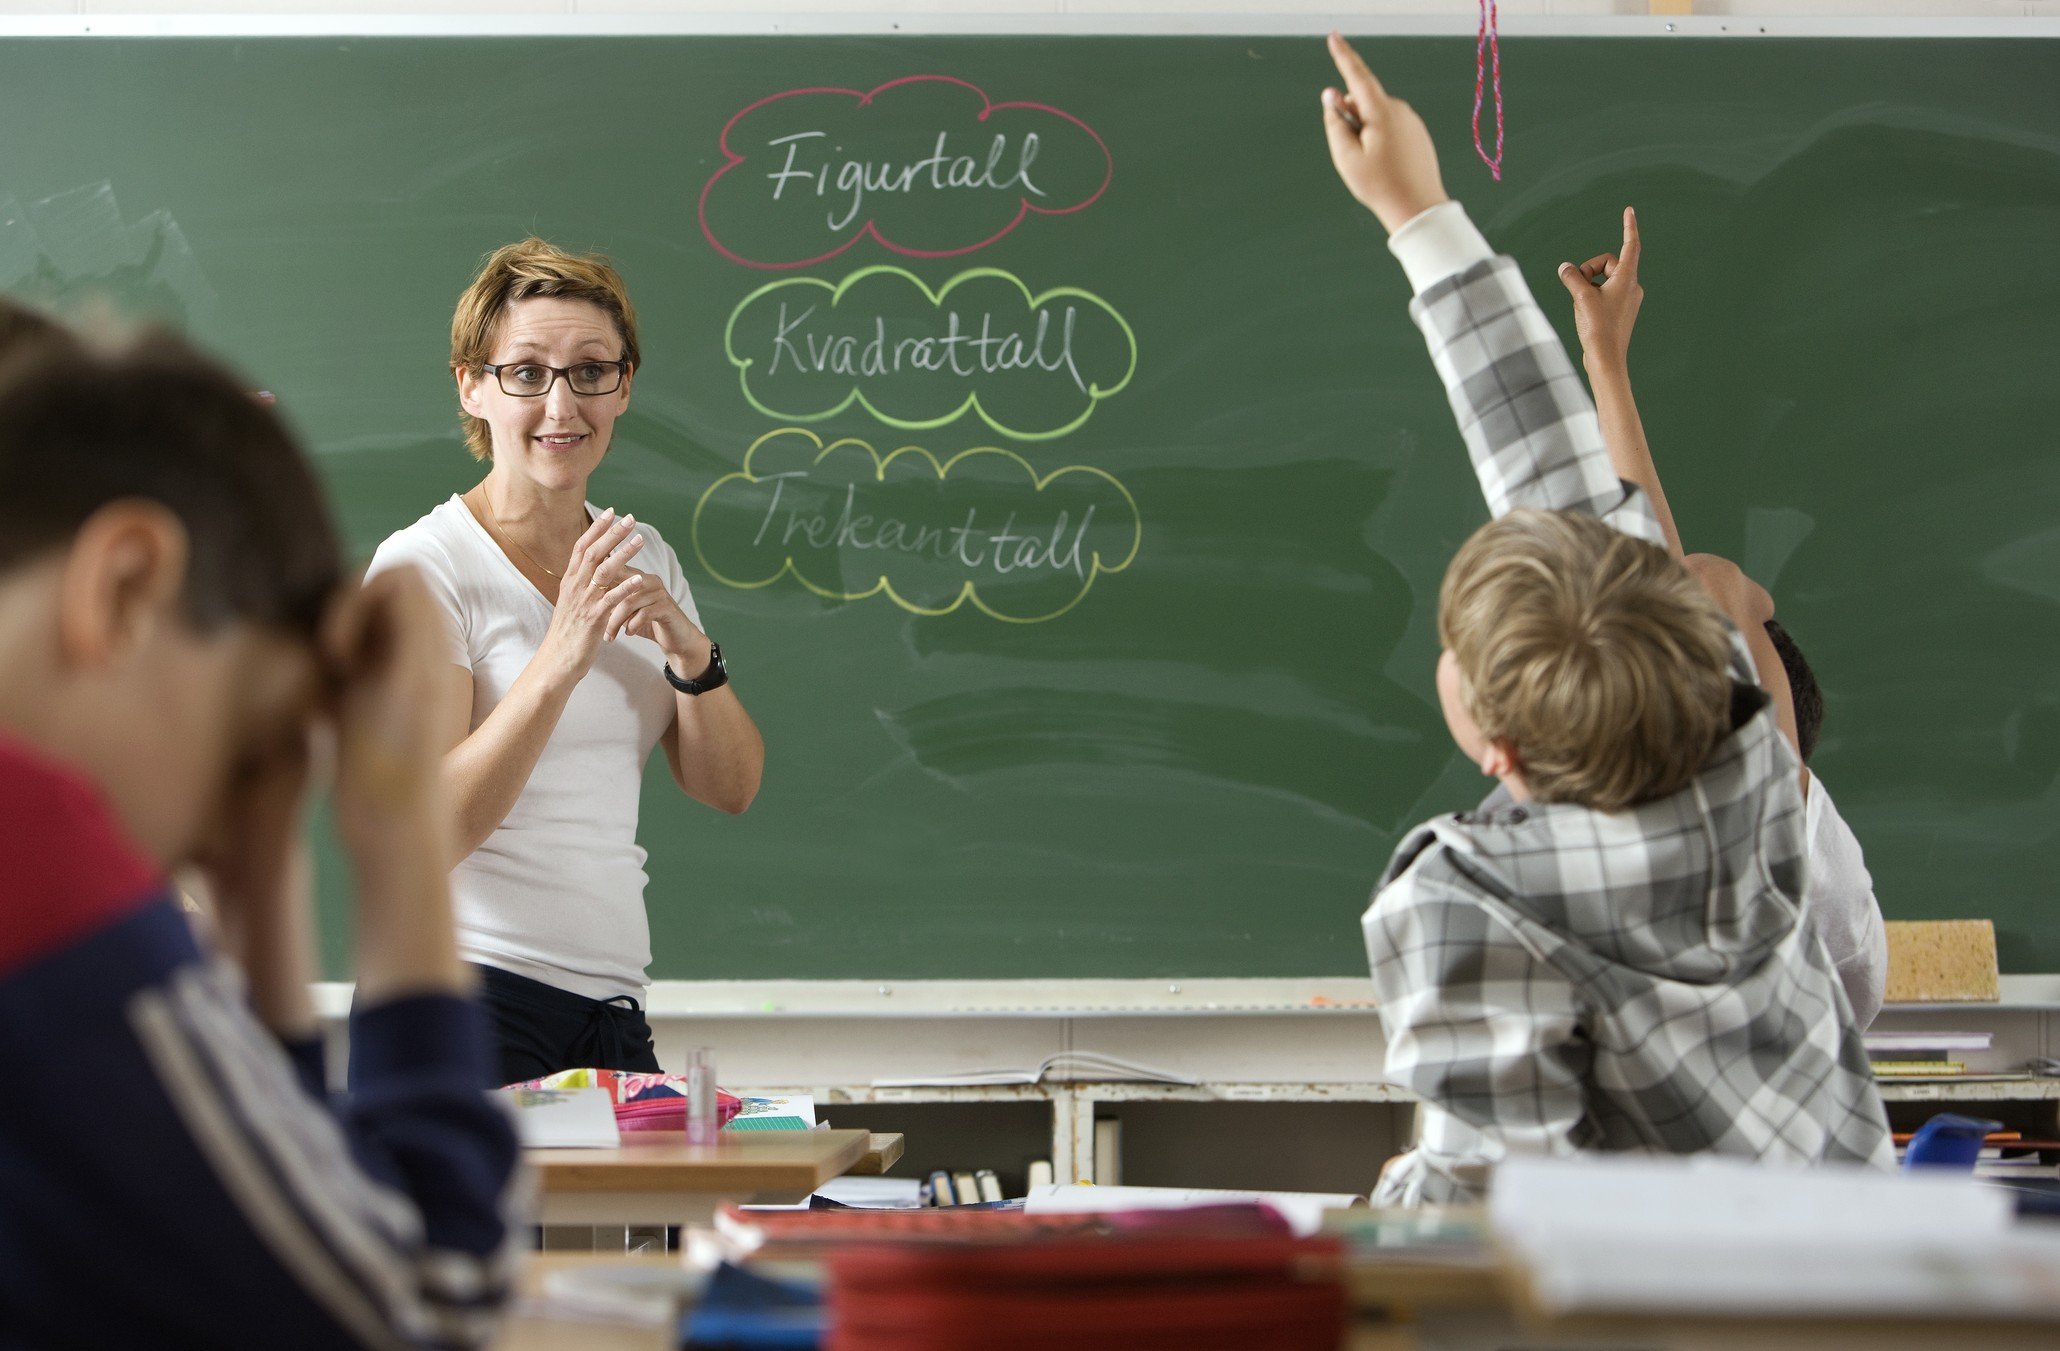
[3, 34, 2057, 977]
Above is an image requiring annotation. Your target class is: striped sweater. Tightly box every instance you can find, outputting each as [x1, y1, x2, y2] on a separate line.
[0, 733, 525, 1349]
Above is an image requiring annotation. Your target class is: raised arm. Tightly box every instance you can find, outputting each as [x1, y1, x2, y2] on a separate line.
[1557, 213, 1815, 751]
[1684, 552, 1808, 772]
[1557, 207, 1684, 557]
[1321, 34, 1663, 545]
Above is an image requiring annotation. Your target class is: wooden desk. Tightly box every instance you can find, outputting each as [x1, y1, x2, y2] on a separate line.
[532, 1128, 871, 1226]
[848, 1131, 905, 1175]
[500, 1244, 2060, 1351]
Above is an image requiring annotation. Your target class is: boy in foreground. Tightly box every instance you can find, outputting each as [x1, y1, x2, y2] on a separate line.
[0, 307, 523, 1346]
[1318, 36, 1891, 1204]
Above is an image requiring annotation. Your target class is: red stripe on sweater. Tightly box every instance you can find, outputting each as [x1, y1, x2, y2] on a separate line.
[0, 731, 163, 979]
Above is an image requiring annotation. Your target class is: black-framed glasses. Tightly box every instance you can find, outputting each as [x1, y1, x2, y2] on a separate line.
[480, 359, 630, 397]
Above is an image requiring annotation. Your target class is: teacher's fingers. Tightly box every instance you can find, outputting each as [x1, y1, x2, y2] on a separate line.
[604, 582, 669, 642]
[1579, 252, 1619, 284]
[583, 522, 646, 587]
[1619, 205, 1642, 280]
[571, 510, 635, 579]
[571, 508, 619, 563]
[589, 574, 642, 631]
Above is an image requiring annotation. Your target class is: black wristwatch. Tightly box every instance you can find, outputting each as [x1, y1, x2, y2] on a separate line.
[664, 644, 729, 696]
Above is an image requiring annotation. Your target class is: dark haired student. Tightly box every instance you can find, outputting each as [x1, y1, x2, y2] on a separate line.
[0, 302, 522, 1348]
[1557, 207, 1888, 1027]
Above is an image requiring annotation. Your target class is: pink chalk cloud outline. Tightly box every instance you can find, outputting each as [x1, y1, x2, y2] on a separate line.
[698, 74, 1114, 271]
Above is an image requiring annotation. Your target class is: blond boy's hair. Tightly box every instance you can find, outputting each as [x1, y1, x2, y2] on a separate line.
[1438, 509, 1733, 813]
[449, 238, 641, 462]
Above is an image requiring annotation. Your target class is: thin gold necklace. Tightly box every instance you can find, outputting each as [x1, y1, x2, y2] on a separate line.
[480, 487, 573, 580]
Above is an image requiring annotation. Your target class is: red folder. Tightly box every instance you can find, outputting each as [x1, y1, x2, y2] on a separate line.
[825, 1229, 1345, 1351]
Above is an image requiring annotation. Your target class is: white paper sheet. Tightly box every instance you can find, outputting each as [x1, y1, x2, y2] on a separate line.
[1489, 1156, 2060, 1319]
[500, 1087, 622, 1148]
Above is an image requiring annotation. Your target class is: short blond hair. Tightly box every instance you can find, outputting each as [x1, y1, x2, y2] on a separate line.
[450, 238, 641, 462]
[1438, 509, 1733, 813]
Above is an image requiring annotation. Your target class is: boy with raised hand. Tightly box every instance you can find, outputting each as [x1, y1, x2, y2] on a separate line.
[0, 304, 523, 1348]
[1557, 212, 1889, 1028]
[1319, 36, 1891, 1205]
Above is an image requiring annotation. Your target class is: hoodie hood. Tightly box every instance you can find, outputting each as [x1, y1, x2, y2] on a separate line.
[1383, 685, 1806, 987]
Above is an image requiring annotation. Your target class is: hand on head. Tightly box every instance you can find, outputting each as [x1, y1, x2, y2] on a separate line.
[177, 565, 451, 1008]
[320, 564, 456, 843]
[1320, 32, 1451, 234]
[185, 719, 318, 968]
[1559, 207, 1644, 370]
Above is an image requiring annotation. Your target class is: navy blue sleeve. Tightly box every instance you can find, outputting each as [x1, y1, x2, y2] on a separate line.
[342, 993, 524, 1258]
[283, 1032, 330, 1100]
[0, 898, 524, 1351]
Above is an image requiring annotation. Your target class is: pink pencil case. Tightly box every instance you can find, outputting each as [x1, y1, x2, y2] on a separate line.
[614, 1090, 744, 1133]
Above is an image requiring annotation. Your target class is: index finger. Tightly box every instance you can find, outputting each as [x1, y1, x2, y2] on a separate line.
[1619, 206, 1642, 279]
[576, 512, 638, 574]
[1326, 32, 1389, 117]
[573, 508, 619, 555]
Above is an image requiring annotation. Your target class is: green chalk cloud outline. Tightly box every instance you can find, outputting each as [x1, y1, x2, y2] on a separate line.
[693, 426, 1141, 624]
[723, 265, 1138, 443]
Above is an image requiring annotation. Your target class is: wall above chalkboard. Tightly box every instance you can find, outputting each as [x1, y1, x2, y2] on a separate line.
[2, 31, 2055, 976]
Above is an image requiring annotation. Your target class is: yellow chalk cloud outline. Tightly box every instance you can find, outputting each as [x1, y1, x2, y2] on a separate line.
[693, 426, 1141, 624]
[724, 265, 1138, 442]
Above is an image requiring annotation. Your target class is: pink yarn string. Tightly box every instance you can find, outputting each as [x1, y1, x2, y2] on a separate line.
[1473, 0, 1505, 181]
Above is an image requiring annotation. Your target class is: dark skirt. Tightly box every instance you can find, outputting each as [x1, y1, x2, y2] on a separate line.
[473, 962, 660, 1087]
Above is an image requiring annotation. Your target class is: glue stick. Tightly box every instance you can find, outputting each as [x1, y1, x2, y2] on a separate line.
[686, 1047, 717, 1145]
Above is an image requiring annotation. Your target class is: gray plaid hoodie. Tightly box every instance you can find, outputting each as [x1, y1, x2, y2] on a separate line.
[1364, 204, 1893, 1206]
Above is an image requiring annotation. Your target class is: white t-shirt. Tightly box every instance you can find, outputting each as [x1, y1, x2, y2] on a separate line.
[365, 495, 701, 1001]
[1803, 776, 1889, 1030]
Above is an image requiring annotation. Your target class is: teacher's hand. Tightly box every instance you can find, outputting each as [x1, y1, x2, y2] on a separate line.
[539, 509, 647, 683]
[606, 569, 713, 675]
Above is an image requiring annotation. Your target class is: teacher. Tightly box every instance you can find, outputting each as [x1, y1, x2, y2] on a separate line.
[367, 238, 764, 1085]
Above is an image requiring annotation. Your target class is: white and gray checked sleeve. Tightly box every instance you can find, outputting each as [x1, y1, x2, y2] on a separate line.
[1388, 204, 1664, 546]
[1364, 867, 1589, 1206]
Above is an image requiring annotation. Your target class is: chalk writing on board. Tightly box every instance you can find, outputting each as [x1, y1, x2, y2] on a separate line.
[693, 427, 1140, 623]
[725, 266, 1136, 441]
[0, 181, 215, 324]
[698, 75, 1112, 270]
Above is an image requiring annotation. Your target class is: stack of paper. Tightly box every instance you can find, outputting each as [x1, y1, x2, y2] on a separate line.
[814, 1176, 925, 1209]
[1865, 1029, 1995, 1078]
[1492, 1156, 2060, 1319]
